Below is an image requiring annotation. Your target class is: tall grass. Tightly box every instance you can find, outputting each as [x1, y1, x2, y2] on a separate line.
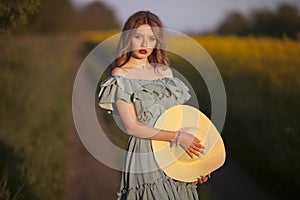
[0, 35, 78, 199]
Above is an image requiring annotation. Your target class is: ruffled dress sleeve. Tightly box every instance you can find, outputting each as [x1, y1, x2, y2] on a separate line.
[98, 76, 133, 112]
[166, 77, 191, 104]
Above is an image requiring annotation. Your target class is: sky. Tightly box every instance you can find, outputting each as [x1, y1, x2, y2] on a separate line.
[72, 0, 300, 33]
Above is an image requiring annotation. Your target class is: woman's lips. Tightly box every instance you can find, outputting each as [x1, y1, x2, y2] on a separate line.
[139, 49, 148, 54]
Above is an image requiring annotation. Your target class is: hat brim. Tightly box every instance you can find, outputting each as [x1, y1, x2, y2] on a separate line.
[152, 105, 226, 182]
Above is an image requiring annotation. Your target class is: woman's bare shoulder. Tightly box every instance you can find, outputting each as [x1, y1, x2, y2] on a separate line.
[111, 67, 126, 77]
[158, 66, 173, 78]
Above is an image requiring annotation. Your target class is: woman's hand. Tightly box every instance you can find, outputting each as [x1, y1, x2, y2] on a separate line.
[194, 173, 211, 185]
[179, 131, 205, 158]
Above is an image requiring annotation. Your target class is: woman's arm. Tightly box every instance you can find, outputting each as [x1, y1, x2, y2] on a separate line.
[116, 99, 204, 157]
[116, 99, 175, 140]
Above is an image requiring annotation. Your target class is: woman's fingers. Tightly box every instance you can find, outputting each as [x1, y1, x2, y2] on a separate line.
[187, 147, 204, 158]
[199, 178, 204, 184]
[201, 176, 208, 183]
[194, 178, 200, 185]
[189, 140, 205, 157]
[201, 174, 210, 183]
[194, 180, 198, 185]
[191, 142, 205, 152]
[193, 141, 201, 148]
[180, 132, 205, 157]
[193, 139, 205, 149]
[189, 147, 200, 157]
[193, 137, 200, 143]
[186, 149, 193, 158]
[185, 143, 205, 158]
[194, 177, 205, 185]
[194, 174, 211, 185]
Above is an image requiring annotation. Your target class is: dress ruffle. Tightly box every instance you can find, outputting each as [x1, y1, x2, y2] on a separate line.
[117, 176, 198, 200]
[98, 76, 191, 113]
[98, 76, 133, 111]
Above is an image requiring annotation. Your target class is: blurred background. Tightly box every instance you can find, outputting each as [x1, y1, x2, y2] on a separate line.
[1, 0, 300, 199]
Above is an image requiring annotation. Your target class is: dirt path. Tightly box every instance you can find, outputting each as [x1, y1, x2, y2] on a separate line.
[66, 46, 275, 200]
[66, 46, 121, 200]
[66, 128, 121, 200]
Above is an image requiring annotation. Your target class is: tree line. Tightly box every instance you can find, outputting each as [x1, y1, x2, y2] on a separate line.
[1, 1, 299, 38]
[0, 0, 120, 34]
[217, 3, 300, 38]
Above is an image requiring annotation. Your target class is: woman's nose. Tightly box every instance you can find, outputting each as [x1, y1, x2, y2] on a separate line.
[141, 39, 147, 47]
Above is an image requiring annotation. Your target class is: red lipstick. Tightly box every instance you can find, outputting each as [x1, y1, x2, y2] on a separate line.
[139, 49, 147, 54]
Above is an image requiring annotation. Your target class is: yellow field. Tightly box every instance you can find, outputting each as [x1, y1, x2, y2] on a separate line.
[195, 35, 300, 89]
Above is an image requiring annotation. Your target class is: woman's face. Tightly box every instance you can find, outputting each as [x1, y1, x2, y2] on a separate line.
[130, 24, 157, 59]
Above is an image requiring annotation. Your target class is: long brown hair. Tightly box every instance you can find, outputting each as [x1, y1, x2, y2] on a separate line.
[112, 11, 170, 70]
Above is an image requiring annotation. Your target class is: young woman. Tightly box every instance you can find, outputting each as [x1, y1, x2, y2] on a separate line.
[98, 11, 210, 200]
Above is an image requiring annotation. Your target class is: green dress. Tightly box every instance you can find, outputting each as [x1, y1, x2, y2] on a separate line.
[98, 76, 199, 200]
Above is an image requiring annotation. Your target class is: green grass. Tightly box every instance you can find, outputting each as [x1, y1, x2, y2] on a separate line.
[0, 35, 78, 199]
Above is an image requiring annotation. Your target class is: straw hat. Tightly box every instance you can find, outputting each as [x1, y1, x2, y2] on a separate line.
[152, 105, 226, 182]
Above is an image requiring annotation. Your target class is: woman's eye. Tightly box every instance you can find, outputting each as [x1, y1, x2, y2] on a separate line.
[149, 37, 156, 41]
[134, 35, 141, 39]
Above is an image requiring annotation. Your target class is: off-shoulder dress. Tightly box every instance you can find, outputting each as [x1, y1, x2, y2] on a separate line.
[98, 76, 199, 200]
